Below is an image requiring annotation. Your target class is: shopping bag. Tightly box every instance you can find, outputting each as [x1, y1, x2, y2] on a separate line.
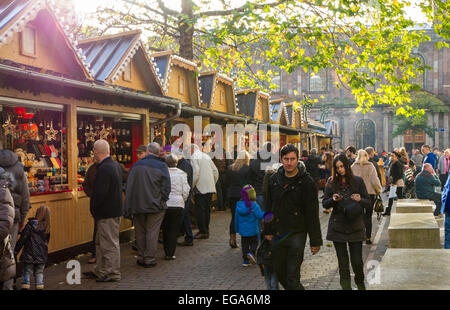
[388, 185, 398, 199]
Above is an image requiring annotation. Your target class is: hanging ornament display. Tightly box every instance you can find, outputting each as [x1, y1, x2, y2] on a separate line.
[99, 124, 110, 140]
[85, 127, 96, 144]
[45, 121, 58, 141]
[2, 115, 15, 136]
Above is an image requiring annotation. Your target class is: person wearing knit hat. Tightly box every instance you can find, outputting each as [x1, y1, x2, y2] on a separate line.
[235, 185, 265, 266]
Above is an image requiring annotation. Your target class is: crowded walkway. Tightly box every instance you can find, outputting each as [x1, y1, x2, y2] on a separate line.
[37, 193, 391, 290]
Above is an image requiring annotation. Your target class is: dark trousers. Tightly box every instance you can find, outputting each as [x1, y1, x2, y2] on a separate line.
[431, 192, 443, 216]
[366, 195, 375, 239]
[440, 173, 449, 191]
[333, 241, 365, 290]
[272, 232, 307, 290]
[216, 174, 227, 210]
[386, 186, 403, 214]
[241, 235, 258, 260]
[181, 193, 194, 243]
[91, 219, 98, 258]
[229, 197, 240, 235]
[162, 208, 184, 257]
[194, 193, 213, 234]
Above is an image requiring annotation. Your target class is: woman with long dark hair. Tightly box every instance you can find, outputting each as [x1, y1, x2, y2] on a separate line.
[383, 151, 405, 216]
[322, 154, 370, 290]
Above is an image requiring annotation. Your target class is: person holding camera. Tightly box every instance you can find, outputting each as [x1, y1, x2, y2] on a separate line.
[323, 154, 370, 290]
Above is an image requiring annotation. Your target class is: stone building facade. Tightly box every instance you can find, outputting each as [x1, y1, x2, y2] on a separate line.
[266, 27, 450, 152]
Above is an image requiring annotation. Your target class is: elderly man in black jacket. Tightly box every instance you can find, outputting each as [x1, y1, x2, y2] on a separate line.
[124, 142, 171, 267]
[83, 139, 123, 283]
[264, 144, 323, 290]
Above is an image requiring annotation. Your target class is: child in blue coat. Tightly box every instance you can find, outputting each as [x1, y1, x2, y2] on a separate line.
[235, 185, 265, 266]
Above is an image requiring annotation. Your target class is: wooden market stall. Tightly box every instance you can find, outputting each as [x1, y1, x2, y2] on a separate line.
[0, 0, 179, 258]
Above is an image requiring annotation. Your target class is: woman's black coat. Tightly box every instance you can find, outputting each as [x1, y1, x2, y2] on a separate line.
[224, 165, 251, 199]
[322, 176, 370, 243]
[389, 160, 405, 185]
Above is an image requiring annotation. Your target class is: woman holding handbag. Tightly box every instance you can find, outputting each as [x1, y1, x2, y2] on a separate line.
[383, 151, 405, 216]
[351, 150, 382, 244]
[323, 154, 371, 290]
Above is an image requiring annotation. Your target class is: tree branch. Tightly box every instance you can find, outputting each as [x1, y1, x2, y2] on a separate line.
[198, 0, 289, 17]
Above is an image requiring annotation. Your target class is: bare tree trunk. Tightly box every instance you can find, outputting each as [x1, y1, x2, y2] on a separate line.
[179, 0, 194, 60]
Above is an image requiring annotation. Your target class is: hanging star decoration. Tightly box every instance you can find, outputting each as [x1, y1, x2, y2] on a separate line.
[2, 115, 16, 136]
[85, 125, 97, 143]
[99, 124, 109, 140]
[45, 121, 58, 141]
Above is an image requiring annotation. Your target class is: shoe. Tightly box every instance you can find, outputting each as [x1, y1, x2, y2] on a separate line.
[131, 245, 138, 251]
[194, 233, 209, 239]
[229, 234, 239, 248]
[88, 257, 96, 264]
[247, 253, 257, 265]
[382, 212, 390, 216]
[137, 260, 157, 268]
[164, 256, 176, 260]
[35, 285, 44, 290]
[82, 271, 98, 279]
[366, 239, 372, 245]
[21, 284, 30, 290]
[96, 276, 119, 283]
[177, 240, 193, 246]
[242, 259, 250, 267]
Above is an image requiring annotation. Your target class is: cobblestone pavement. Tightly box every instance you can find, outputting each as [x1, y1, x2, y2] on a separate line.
[37, 192, 391, 290]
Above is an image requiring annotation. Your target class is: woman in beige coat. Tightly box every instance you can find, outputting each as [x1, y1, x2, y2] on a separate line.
[351, 150, 382, 244]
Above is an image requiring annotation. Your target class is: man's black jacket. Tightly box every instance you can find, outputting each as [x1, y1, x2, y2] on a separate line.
[264, 162, 323, 247]
[90, 157, 123, 220]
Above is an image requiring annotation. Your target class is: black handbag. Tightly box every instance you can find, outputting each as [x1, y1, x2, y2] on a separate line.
[338, 197, 363, 222]
[373, 195, 384, 222]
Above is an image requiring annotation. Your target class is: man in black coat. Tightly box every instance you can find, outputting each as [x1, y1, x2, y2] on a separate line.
[84, 139, 123, 282]
[176, 149, 195, 246]
[305, 148, 321, 188]
[264, 144, 323, 290]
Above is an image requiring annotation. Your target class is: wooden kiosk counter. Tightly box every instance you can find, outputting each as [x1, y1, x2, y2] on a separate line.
[0, 0, 180, 256]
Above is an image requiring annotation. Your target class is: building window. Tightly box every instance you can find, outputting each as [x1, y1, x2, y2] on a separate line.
[411, 53, 425, 89]
[123, 62, 131, 81]
[20, 25, 36, 57]
[309, 68, 327, 92]
[178, 75, 185, 95]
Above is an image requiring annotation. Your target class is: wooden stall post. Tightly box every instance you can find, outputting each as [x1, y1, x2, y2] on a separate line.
[66, 103, 78, 193]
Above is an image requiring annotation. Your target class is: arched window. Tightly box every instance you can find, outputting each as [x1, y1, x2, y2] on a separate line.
[410, 53, 426, 89]
[309, 68, 327, 92]
[355, 119, 375, 150]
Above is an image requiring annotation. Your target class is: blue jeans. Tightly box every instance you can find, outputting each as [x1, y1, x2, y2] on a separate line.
[445, 213, 450, 249]
[272, 232, 307, 290]
[256, 195, 264, 211]
[264, 265, 279, 290]
[182, 193, 194, 243]
[22, 263, 45, 286]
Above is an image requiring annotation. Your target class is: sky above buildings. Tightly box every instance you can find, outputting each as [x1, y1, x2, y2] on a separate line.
[72, 0, 429, 24]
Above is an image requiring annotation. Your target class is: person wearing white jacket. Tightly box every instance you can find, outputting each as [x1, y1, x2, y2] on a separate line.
[162, 154, 190, 260]
[190, 144, 219, 239]
[351, 150, 382, 245]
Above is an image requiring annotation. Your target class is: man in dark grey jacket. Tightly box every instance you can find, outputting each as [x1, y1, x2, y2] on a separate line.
[124, 142, 171, 267]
